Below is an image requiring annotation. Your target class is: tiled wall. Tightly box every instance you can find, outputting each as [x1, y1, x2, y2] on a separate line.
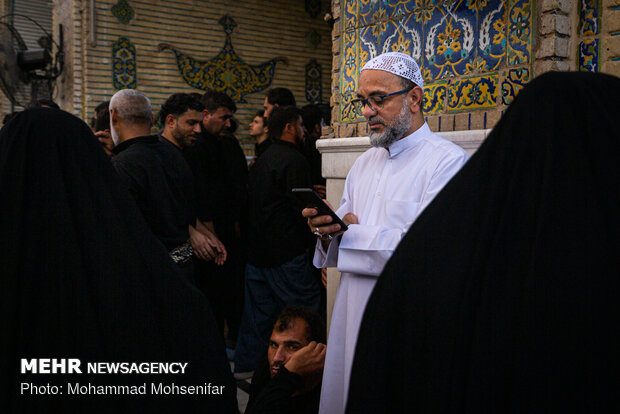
[49, 0, 332, 156]
[338, 0, 534, 129]
[579, 0, 602, 71]
[578, 0, 620, 74]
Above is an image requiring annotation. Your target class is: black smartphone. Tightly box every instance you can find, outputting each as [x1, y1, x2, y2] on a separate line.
[292, 188, 348, 231]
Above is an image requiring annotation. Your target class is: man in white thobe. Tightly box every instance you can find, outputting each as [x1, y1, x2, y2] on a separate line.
[302, 52, 470, 413]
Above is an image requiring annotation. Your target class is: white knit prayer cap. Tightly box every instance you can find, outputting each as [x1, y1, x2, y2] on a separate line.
[360, 52, 424, 89]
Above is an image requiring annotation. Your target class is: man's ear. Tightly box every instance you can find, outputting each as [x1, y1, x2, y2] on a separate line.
[284, 122, 294, 136]
[110, 108, 119, 125]
[409, 86, 424, 113]
[165, 113, 176, 128]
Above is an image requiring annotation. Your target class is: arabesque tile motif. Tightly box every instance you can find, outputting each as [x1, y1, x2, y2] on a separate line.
[340, 0, 534, 123]
[578, 0, 600, 72]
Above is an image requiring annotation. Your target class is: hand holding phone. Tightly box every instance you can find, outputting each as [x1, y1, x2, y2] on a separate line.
[293, 188, 348, 232]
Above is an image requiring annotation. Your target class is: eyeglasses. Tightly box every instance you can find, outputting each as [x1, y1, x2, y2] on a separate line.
[350, 87, 413, 114]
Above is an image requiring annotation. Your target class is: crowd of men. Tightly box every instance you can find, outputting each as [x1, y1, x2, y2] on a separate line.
[4, 50, 611, 413]
[1, 52, 469, 412]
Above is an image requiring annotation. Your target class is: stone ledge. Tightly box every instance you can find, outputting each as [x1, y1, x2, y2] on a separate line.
[317, 129, 490, 178]
[540, 0, 573, 14]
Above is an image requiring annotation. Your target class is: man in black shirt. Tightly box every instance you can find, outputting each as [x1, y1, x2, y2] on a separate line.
[183, 91, 247, 345]
[234, 106, 321, 379]
[248, 109, 271, 167]
[110, 90, 213, 282]
[158, 93, 226, 265]
[246, 306, 326, 414]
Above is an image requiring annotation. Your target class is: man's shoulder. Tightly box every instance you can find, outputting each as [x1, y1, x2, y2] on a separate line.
[350, 146, 387, 170]
[113, 141, 157, 163]
[264, 141, 307, 162]
[113, 139, 167, 171]
[421, 130, 469, 159]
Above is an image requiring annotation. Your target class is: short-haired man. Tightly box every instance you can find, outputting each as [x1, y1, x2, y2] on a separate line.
[249, 109, 270, 157]
[183, 90, 248, 344]
[158, 93, 226, 265]
[263, 87, 296, 119]
[303, 52, 470, 413]
[234, 106, 321, 379]
[245, 306, 326, 414]
[110, 90, 206, 282]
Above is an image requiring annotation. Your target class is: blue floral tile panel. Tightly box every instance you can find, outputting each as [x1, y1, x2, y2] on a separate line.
[501, 67, 530, 105]
[447, 73, 498, 112]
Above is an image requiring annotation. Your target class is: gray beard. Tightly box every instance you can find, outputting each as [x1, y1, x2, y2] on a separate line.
[110, 124, 120, 146]
[368, 102, 412, 149]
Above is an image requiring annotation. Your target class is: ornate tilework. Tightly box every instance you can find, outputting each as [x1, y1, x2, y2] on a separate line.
[343, 0, 359, 31]
[305, 0, 321, 18]
[501, 67, 530, 105]
[384, 0, 416, 19]
[507, 0, 532, 64]
[306, 59, 322, 103]
[158, 15, 285, 103]
[112, 36, 137, 89]
[579, 0, 600, 36]
[423, 82, 447, 114]
[306, 29, 321, 49]
[339, 0, 532, 123]
[477, 0, 506, 72]
[341, 27, 362, 122]
[579, 39, 599, 72]
[111, 0, 134, 25]
[359, 0, 382, 29]
[447, 73, 498, 111]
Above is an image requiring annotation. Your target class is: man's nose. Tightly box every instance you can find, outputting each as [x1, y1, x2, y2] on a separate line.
[193, 123, 201, 134]
[225, 119, 231, 128]
[362, 102, 377, 119]
[273, 346, 286, 362]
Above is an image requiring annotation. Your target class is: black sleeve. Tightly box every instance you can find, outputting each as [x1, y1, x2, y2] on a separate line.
[183, 145, 214, 222]
[245, 367, 304, 414]
[284, 155, 312, 216]
[224, 136, 248, 223]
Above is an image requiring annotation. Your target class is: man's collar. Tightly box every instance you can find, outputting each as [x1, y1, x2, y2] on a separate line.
[157, 133, 182, 151]
[387, 122, 431, 158]
[273, 138, 301, 150]
[112, 135, 157, 154]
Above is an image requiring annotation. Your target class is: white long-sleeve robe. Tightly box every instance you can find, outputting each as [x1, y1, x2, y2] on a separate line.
[314, 123, 469, 414]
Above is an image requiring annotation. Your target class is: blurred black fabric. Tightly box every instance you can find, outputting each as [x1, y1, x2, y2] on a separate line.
[348, 72, 619, 413]
[0, 108, 237, 413]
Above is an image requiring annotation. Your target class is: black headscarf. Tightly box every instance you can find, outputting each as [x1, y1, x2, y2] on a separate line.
[0, 109, 237, 412]
[347, 72, 619, 413]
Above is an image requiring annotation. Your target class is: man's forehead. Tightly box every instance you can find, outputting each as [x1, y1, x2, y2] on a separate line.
[214, 107, 233, 116]
[358, 69, 401, 95]
[180, 109, 202, 120]
[270, 319, 309, 343]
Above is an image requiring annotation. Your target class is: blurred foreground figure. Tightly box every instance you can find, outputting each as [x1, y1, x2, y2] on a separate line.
[0, 109, 237, 413]
[347, 72, 619, 413]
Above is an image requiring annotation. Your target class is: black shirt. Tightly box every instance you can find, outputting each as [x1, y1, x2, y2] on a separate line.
[112, 135, 196, 251]
[183, 129, 248, 226]
[254, 138, 273, 160]
[246, 359, 321, 414]
[247, 139, 313, 267]
[302, 135, 325, 187]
